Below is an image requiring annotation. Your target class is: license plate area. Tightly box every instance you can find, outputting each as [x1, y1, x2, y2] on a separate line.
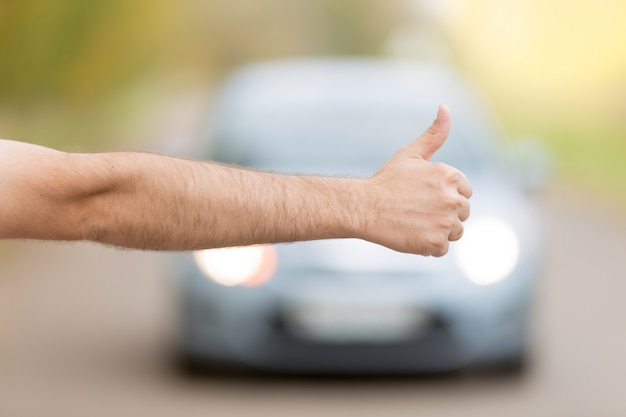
[281, 302, 431, 344]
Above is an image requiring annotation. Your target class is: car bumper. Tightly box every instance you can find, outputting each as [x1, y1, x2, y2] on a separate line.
[179, 286, 530, 374]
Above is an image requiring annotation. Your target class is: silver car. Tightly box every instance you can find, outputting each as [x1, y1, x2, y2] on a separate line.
[173, 58, 547, 374]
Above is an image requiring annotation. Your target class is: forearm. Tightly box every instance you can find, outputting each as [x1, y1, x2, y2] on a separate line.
[59, 152, 365, 250]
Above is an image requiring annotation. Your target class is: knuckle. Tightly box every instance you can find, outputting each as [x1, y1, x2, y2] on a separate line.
[426, 233, 448, 253]
[459, 201, 470, 222]
[432, 162, 448, 174]
[443, 194, 462, 210]
[432, 241, 449, 257]
[445, 168, 462, 183]
[413, 232, 450, 257]
[449, 225, 464, 241]
[435, 210, 457, 228]
[433, 163, 460, 182]
[438, 215, 455, 230]
[464, 181, 474, 198]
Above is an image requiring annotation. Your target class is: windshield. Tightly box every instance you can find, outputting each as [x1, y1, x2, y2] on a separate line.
[214, 105, 493, 176]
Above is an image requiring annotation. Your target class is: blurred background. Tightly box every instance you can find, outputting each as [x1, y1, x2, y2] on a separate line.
[2, 0, 626, 201]
[1, 0, 626, 416]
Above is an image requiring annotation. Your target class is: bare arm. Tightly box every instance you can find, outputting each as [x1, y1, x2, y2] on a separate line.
[0, 106, 471, 256]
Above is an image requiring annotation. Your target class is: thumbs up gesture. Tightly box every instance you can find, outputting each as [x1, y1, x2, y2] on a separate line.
[359, 105, 472, 256]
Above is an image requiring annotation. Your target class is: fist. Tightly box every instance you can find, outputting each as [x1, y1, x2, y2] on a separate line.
[361, 105, 472, 256]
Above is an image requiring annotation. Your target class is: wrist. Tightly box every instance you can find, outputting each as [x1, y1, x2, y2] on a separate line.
[333, 177, 373, 241]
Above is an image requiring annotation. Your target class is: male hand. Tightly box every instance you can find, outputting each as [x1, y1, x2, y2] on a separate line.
[359, 105, 472, 256]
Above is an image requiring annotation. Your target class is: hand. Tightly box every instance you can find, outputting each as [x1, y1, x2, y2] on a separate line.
[359, 105, 472, 256]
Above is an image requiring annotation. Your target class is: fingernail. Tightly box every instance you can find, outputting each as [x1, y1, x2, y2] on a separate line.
[439, 104, 448, 117]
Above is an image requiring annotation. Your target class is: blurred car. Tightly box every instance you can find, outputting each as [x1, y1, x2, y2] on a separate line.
[172, 58, 547, 374]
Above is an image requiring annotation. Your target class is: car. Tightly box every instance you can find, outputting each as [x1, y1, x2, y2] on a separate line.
[171, 58, 547, 374]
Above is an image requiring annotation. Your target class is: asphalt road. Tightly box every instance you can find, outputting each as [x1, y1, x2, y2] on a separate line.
[1, 186, 625, 417]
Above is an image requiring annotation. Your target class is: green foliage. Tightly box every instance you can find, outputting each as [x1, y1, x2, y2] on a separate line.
[1, 1, 151, 106]
[538, 126, 626, 206]
[0, 0, 401, 107]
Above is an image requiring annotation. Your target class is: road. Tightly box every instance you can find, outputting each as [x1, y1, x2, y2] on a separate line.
[1, 186, 625, 417]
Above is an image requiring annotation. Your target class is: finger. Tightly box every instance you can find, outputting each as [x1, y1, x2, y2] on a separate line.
[404, 104, 451, 161]
[458, 197, 470, 222]
[431, 240, 450, 257]
[457, 172, 473, 199]
[448, 221, 464, 242]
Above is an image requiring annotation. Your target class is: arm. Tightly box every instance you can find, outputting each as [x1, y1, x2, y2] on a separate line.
[0, 105, 471, 256]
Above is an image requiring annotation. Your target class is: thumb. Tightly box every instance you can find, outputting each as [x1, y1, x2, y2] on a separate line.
[408, 104, 451, 161]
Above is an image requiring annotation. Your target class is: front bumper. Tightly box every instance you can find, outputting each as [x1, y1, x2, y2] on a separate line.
[178, 275, 531, 374]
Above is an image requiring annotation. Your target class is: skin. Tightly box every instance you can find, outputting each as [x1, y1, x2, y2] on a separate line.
[0, 105, 471, 256]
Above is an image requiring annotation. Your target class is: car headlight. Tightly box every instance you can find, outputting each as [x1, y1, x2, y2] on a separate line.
[193, 245, 277, 287]
[454, 216, 520, 286]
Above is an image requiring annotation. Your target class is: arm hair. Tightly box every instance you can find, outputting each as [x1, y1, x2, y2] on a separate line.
[0, 140, 365, 250]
